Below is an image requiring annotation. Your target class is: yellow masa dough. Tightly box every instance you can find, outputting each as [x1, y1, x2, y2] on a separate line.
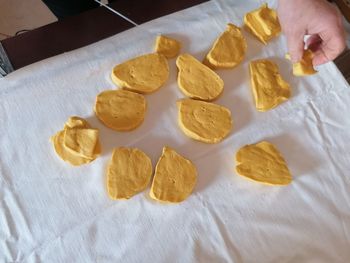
[111, 53, 169, 94]
[150, 147, 197, 203]
[286, 50, 317, 76]
[249, 59, 291, 112]
[235, 141, 292, 185]
[107, 147, 153, 200]
[204, 23, 247, 69]
[155, 35, 181, 59]
[176, 54, 224, 101]
[177, 99, 232, 144]
[244, 4, 281, 44]
[51, 117, 101, 166]
[94, 89, 146, 131]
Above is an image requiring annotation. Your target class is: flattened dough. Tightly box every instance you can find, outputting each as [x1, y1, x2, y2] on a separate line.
[204, 23, 247, 69]
[111, 53, 169, 94]
[286, 50, 317, 76]
[249, 59, 291, 112]
[94, 89, 146, 131]
[177, 99, 232, 144]
[244, 4, 281, 44]
[235, 141, 292, 185]
[176, 54, 224, 101]
[51, 117, 101, 166]
[150, 147, 197, 203]
[107, 147, 153, 200]
[155, 35, 181, 59]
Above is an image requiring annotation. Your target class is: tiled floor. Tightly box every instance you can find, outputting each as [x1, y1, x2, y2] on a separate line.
[0, 0, 57, 40]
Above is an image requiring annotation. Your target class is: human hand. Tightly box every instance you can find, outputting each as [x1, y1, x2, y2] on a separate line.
[278, 0, 346, 66]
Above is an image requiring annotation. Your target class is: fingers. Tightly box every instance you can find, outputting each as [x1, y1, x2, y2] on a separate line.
[312, 29, 346, 66]
[285, 30, 305, 63]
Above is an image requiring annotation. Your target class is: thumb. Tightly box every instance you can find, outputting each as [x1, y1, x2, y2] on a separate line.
[286, 30, 305, 63]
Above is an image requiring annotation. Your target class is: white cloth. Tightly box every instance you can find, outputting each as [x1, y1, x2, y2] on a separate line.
[1, 1, 350, 262]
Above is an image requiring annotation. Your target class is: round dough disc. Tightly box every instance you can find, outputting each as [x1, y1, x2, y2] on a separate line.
[111, 53, 169, 94]
[107, 147, 153, 200]
[150, 147, 197, 203]
[177, 99, 232, 144]
[94, 89, 146, 131]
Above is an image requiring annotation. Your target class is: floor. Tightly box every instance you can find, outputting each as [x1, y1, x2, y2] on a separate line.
[0, 0, 109, 41]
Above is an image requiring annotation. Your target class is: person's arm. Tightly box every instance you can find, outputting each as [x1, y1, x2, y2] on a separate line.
[277, 0, 346, 66]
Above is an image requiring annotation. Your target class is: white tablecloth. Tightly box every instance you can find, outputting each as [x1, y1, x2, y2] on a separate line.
[1, 1, 350, 262]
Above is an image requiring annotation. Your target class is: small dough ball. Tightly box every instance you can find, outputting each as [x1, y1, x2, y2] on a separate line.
[244, 4, 281, 44]
[150, 146, 197, 203]
[94, 89, 146, 131]
[235, 141, 292, 185]
[286, 50, 317, 76]
[155, 35, 181, 59]
[111, 53, 169, 94]
[107, 147, 153, 200]
[249, 59, 291, 112]
[204, 23, 247, 69]
[51, 117, 101, 166]
[177, 99, 232, 144]
[176, 54, 224, 101]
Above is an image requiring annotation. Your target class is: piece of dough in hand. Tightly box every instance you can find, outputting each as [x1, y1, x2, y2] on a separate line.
[177, 99, 232, 144]
[235, 141, 292, 185]
[286, 50, 317, 76]
[204, 23, 247, 69]
[111, 53, 169, 94]
[155, 35, 181, 59]
[94, 89, 146, 131]
[176, 54, 224, 101]
[150, 147, 197, 203]
[249, 59, 291, 112]
[244, 4, 281, 44]
[107, 147, 153, 200]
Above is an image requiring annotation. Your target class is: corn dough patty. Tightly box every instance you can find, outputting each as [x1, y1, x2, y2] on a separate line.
[177, 99, 233, 144]
[107, 147, 153, 200]
[94, 89, 146, 131]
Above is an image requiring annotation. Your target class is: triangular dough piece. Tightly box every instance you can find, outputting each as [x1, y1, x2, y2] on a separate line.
[235, 141, 292, 185]
[111, 53, 169, 94]
[94, 89, 146, 131]
[176, 54, 224, 101]
[64, 128, 99, 159]
[177, 99, 232, 144]
[150, 147, 197, 203]
[155, 35, 181, 59]
[249, 59, 291, 111]
[244, 4, 281, 44]
[204, 23, 247, 69]
[107, 147, 153, 200]
[286, 49, 317, 76]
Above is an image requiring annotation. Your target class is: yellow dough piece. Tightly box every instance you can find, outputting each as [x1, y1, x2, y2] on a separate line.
[204, 23, 247, 69]
[107, 147, 153, 200]
[94, 89, 146, 131]
[64, 128, 99, 159]
[176, 54, 224, 101]
[51, 117, 101, 166]
[111, 53, 169, 94]
[154, 35, 181, 59]
[244, 4, 281, 44]
[177, 99, 232, 144]
[249, 59, 291, 112]
[150, 147, 197, 203]
[235, 141, 292, 185]
[286, 50, 317, 76]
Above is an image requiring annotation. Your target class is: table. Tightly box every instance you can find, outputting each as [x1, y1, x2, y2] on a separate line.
[0, 0, 349, 83]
